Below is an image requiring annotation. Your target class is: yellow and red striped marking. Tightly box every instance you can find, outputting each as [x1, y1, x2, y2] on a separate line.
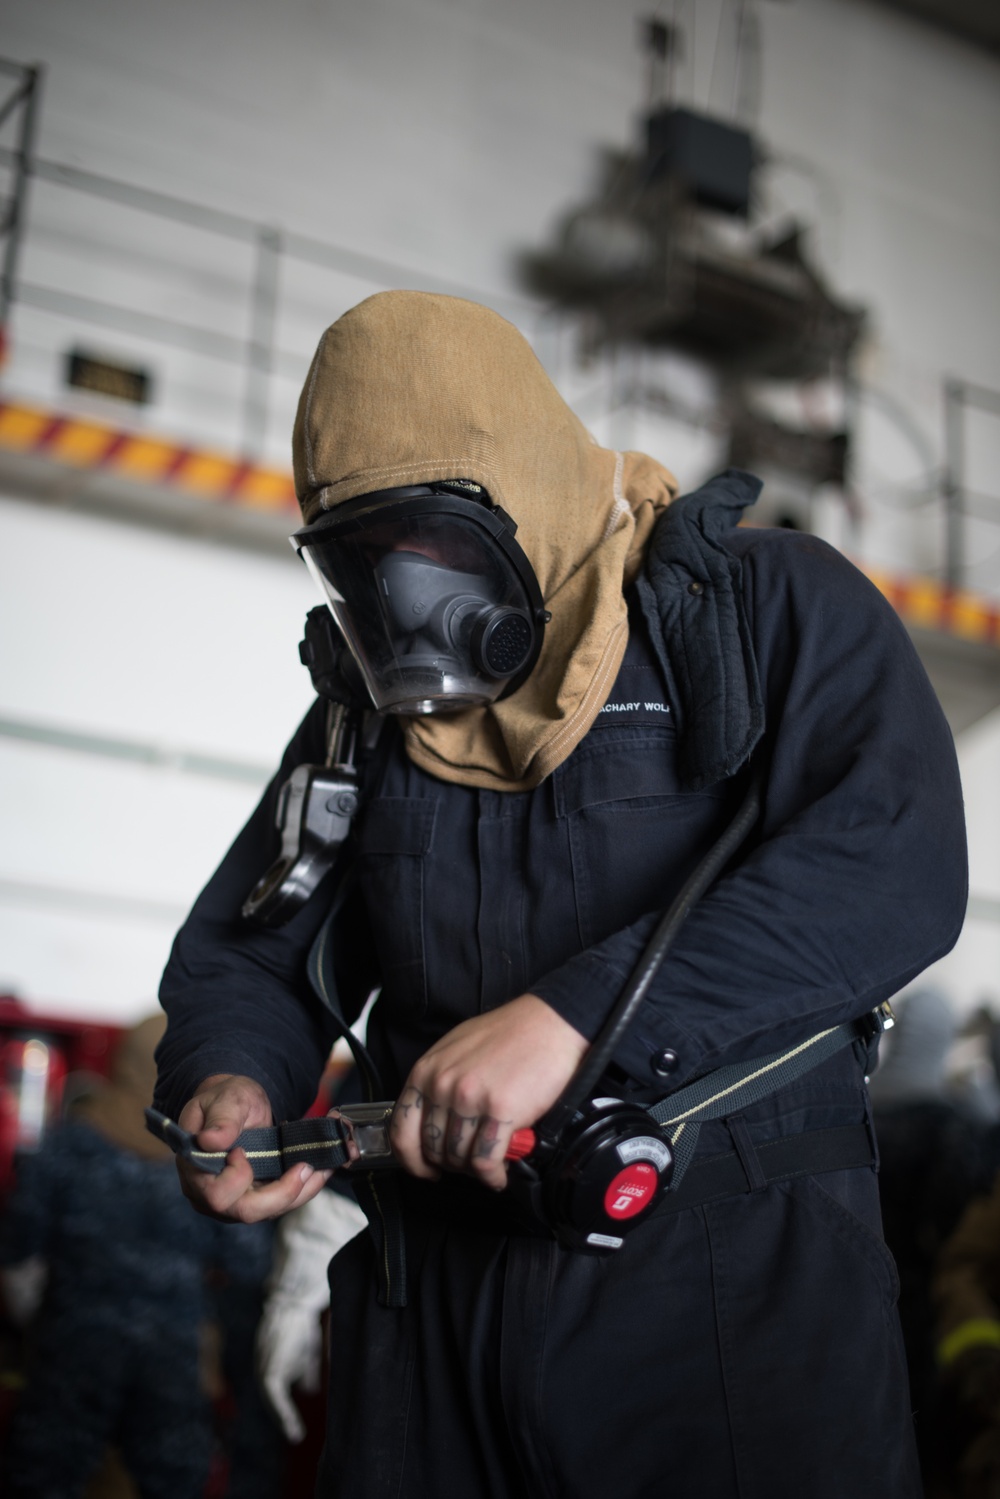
[1, 398, 999, 647]
[862, 564, 1000, 648]
[0, 399, 298, 515]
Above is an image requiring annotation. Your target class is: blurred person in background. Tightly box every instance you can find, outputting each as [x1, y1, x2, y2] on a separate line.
[210, 1225, 286, 1499]
[944, 1006, 1000, 1130]
[0, 1013, 279, 1499]
[870, 986, 989, 1485]
[933, 1172, 1000, 1499]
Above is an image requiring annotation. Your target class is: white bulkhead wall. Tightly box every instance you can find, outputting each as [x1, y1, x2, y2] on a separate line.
[0, 0, 998, 1017]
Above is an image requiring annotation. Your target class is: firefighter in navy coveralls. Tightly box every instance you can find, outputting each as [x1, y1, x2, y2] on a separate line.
[155, 291, 968, 1498]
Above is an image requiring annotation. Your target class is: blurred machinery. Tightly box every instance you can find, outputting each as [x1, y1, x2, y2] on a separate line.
[522, 117, 863, 383]
[520, 16, 865, 532]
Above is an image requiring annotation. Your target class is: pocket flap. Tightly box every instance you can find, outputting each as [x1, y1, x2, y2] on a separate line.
[358, 797, 437, 855]
[555, 734, 689, 815]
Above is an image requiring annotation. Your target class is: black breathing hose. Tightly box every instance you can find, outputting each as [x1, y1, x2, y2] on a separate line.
[533, 765, 764, 1152]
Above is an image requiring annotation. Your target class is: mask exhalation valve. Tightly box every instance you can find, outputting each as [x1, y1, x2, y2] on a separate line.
[473, 610, 533, 679]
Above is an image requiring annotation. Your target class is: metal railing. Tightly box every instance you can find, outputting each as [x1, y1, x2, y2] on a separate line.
[0, 57, 535, 463]
[0, 144, 536, 460]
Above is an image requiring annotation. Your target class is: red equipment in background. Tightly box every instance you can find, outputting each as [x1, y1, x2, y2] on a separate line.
[0, 995, 124, 1196]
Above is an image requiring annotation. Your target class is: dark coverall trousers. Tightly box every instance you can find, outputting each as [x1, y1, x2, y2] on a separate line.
[318, 1159, 918, 1498]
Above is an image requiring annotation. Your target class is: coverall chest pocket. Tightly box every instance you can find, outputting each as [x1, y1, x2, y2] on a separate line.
[554, 731, 732, 950]
[356, 797, 437, 1018]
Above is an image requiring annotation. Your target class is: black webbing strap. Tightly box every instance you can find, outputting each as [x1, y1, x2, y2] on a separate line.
[148, 1021, 868, 1192]
[650, 1021, 860, 1189]
[144, 1109, 351, 1179]
[656, 1122, 875, 1214]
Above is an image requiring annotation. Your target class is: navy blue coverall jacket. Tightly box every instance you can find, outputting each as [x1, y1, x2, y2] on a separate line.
[156, 479, 967, 1498]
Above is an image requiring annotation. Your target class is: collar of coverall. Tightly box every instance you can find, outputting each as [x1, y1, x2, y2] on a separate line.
[292, 290, 678, 792]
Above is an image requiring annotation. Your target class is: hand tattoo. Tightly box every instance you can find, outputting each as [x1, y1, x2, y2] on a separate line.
[446, 1113, 478, 1156]
[394, 1086, 424, 1123]
[422, 1106, 445, 1157]
[474, 1117, 512, 1160]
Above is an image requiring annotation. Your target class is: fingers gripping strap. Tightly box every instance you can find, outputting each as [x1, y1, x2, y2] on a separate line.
[650, 1022, 858, 1188]
[144, 1109, 350, 1180]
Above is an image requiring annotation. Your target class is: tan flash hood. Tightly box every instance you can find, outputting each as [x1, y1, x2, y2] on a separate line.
[293, 291, 677, 791]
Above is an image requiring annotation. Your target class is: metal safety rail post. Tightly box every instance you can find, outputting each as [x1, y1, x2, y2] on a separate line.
[0, 60, 42, 335]
[943, 378, 1000, 593]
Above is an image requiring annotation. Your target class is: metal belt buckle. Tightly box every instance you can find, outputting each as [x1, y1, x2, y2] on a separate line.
[329, 1102, 396, 1169]
[856, 1000, 897, 1044]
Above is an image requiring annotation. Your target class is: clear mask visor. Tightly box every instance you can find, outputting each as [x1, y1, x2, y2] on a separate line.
[297, 511, 536, 715]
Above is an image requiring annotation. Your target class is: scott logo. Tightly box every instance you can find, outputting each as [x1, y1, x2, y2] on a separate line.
[604, 1162, 658, 1221]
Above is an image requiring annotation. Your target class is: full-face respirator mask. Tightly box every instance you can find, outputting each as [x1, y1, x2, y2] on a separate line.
[241, 482, 548, 928]
[292, 481, 549, 717]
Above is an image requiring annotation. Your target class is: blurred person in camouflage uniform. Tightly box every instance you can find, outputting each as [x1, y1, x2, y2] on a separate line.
[933, 1171, 1000, 1499]
[0, 1013, 274, 1499]
[870, 987, 988, 1482]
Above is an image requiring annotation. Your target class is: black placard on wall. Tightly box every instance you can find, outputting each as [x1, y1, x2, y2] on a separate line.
[65, 350, 152, 405]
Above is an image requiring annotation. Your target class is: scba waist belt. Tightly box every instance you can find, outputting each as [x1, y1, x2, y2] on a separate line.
[656, 1121, 875, 1214]
[145, 1108, 875, 1215]
[145, 1110, 354, 1179]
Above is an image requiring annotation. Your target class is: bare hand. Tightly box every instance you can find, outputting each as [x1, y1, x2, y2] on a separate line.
[177, 1074, 332, 1223]
[389, 995, 588, 1190]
